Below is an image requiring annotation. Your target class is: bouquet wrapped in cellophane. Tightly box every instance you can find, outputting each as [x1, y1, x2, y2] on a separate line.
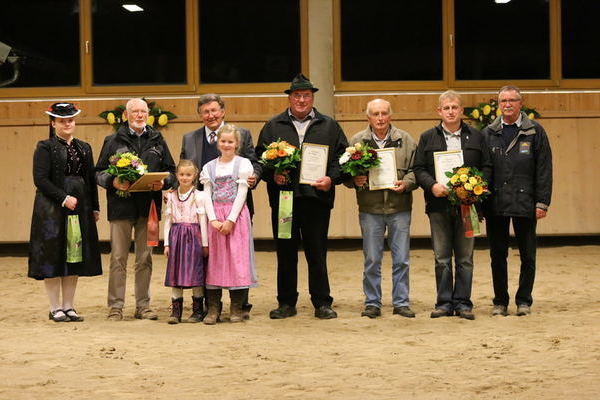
[105, 152, 148, 197]
[446, 166, 489, 237]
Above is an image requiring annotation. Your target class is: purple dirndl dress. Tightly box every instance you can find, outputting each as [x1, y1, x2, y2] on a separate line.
[164, 189, 206, 288]
[201, 156, 257, 289]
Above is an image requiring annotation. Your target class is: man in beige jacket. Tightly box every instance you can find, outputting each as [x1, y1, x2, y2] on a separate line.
[346, 99, 417, 319]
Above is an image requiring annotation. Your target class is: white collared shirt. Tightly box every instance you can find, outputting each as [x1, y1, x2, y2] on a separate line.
[288, 108, 315, 144]
[370, 126, 390, 149]
[206, 121, 225, 143]
[501, 113, 523, 128]
[441, 123, 462, 151]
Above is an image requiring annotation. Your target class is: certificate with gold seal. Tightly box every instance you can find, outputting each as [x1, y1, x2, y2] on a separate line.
[433, 150, 463, 187]
[369, 148, 397, 190]
[299, 143, 329, 184]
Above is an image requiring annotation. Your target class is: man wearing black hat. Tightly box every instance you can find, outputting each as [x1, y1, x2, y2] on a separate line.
[256, 74, 348, 319]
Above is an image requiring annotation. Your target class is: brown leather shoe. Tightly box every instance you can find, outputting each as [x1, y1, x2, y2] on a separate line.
[107, 308, 123, 321]
[361, 305, 381, 319]
[134, 307, 158, 320]
[393, 306, 416, 318]
[430, 308, 453, 318]
[456, 309, 475, 320]
[314, 305, 337, 319]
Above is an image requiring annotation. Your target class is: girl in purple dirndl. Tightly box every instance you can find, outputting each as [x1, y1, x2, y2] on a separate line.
[163, 159, 208, 324]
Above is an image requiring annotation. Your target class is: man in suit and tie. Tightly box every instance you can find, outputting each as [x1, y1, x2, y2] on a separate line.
[180, 93, 260, 320]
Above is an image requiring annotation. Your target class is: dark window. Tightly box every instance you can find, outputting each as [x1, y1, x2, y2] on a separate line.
[455, 0, 550, 80]
[91, 0, 186, 85]
[0, 0, 80, 88]
[340, 0, 443, 81]
[562, 0, 600, 79]
[199, 0, 301, 84]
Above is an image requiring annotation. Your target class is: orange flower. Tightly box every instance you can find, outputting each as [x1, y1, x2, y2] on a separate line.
[473, 185, 484, 195]
[265, 149, 278, 160]
[455, 186, 469, 200]
[277, 149, 287, 157]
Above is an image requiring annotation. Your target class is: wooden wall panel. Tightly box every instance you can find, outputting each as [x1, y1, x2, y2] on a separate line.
[2, 92, 599, 242]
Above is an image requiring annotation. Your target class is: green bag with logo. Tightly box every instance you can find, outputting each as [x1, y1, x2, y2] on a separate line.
[66, 214, 83, 263]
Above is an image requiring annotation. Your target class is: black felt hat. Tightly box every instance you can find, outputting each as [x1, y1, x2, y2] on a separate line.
[284, 73, 319, 94]
[45, 102, 81, 118]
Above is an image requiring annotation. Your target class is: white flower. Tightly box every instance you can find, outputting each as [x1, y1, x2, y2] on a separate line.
[339, 153, 350, 165]
[137, 166, 147, 175]
[285, 147, 294, 156]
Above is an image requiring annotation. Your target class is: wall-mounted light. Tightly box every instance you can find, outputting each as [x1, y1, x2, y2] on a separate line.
[494, 0, 511, 3]
[122, 4, 144, 12]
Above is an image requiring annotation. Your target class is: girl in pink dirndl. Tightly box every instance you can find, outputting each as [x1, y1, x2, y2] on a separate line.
[163, 160, 208, 324]
[200, 124, 257, 324]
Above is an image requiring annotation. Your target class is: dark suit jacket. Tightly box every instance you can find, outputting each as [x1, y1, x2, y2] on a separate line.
[180, 124, 260, 214]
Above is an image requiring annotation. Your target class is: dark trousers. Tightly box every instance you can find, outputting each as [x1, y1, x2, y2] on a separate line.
[271, 197, 333, 308]
[486, 215, 537, 307]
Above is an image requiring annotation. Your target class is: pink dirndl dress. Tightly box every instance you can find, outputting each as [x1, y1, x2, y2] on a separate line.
[201, 156, 257, 289]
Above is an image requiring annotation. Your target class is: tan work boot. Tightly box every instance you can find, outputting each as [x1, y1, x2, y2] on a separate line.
[203, 289, 222, 325]
[229, 289, 247, 323]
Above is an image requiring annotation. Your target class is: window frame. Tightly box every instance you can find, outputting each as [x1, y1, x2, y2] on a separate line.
[334, 0, 600, 91]
[0, 0, 308, 98]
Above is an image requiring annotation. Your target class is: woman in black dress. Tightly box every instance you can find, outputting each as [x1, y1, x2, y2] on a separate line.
[28, 103, 102, 322]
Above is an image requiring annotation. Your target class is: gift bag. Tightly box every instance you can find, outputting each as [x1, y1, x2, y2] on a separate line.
[147, 199, 159, 247]
[66, 214, 83, 263]
[277, 190, 293, 239]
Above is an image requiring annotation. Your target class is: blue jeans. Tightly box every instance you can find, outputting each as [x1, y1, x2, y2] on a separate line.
[359, 211, 411, 308]
[428, 209, 474, 312]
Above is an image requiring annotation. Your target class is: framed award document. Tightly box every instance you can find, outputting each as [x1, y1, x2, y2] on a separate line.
[128, 172, 171, 192]
[433, 150, 463, 186]
[369, 148, 397, 190]
[299, 143, 329, 184]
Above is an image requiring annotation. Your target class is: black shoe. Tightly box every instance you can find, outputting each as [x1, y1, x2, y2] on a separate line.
[269, 304, 297, 319]
[361, 305, 381, 319]
[456, 309, 475, 320]
[49, 309, 67, 322]
[393, 306, 416, 318]
[64, 308, 84, 322]
[430, 308, 453, 318]
[314, 305, 337, 319]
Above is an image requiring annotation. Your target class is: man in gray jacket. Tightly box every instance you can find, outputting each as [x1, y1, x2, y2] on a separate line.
[347, 99, 417, 319]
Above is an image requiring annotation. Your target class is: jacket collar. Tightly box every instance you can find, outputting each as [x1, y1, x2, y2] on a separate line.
[488, 112, 535, 135]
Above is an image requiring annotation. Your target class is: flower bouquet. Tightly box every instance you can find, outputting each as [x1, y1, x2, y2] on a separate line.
[105, 152, 148, 197]
[339, 141, 381, 189]
[464, 99, 541, 130]
[259, 139, 301, 183]
[446, 166, 490, 237]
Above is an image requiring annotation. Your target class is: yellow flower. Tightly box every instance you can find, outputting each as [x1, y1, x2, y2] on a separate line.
[469, 177, 478, 185]
[482, 105, 491, 115]
[107, 112, 115, 125]
[450, 175, 459, 184]
[457, 168, 469, 175]
[473, 185, 484, 195]
[146, 115, 155, 126]
[528, 113, 535, 120]
[346, 146, 356, 154]
[471, 109, 480, 119]
[464, 183, 473, 191]
[122, 112, 127, 122]
[459, 174, 469, 183]
[158, 114, 168, 126]
[496, 108, 502, 117]
[116, 158, 131, 168]
[354, 142, 362, 150]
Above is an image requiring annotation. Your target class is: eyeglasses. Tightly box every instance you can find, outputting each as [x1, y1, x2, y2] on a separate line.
[499, 98, 521, 104]
[291, 93, 313, 100]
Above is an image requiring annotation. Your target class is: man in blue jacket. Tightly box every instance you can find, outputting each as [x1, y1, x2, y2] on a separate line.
[482, 86, 552, 317]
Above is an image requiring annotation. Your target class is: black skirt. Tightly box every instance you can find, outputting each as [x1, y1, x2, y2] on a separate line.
[28, 176, 102, 280]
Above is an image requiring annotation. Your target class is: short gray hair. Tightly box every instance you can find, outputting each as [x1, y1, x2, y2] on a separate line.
[366, 98, 392, 116]
[197, 93, 225, 110]
[498, 85, 522, 100]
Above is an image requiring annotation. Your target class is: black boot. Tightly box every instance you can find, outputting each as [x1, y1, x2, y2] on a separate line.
[168, 298, 183, 324]
[187, 296, 205, 323]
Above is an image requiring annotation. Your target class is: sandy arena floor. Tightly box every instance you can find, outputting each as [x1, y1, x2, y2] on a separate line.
[0, 245, 599, 399]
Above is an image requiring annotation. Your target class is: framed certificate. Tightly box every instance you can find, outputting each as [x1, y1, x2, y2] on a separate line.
[299, 143, 329, 184]
[369, 148, 397, 190]
[128, 172, 171, 192]
[433, 150, 463, 186]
